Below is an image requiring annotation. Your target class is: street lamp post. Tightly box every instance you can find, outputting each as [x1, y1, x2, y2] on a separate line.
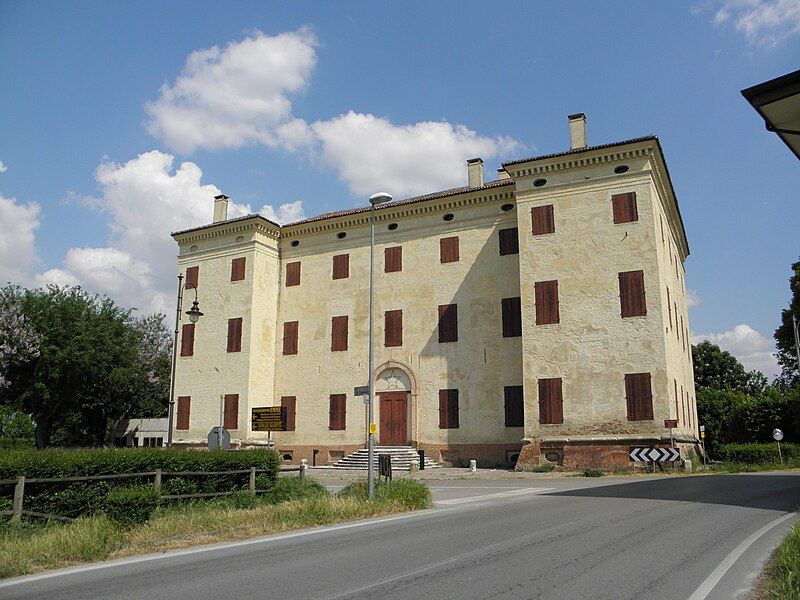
[167, 275, 204, 447]
[367, 192, 392, 499]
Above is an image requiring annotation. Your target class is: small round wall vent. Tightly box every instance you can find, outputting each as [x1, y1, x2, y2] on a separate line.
[235, 236, 244, 243]
[443, 213, 454, 221]
[501, 203, 514, 212]
[533, 178, 547, 187]
[387, 223, 398, 230]
[614, 165, 630, 174]
[290, 240, 300, 247]
[337, 232, 347, 239]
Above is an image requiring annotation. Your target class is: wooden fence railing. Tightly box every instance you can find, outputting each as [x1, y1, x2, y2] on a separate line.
[0, 465, 306, 523]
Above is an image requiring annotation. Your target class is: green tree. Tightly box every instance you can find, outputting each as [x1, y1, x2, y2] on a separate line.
[692, 341, 748, 391]
[774, 257, 800, 388]
[0, 285, 171, 448]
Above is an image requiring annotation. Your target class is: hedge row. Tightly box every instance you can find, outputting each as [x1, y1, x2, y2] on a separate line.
[718, 443, 800, 464]
[0, 448, 281, 519]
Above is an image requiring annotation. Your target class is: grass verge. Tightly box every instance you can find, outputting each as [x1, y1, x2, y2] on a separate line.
[0, 477, 431, 579]
[764, 521, 800, 599]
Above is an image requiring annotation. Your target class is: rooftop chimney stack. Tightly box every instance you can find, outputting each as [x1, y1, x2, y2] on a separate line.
[568, 113, 587, 150]
[213, 194, 229, 223]
[467, 158, 484, 188]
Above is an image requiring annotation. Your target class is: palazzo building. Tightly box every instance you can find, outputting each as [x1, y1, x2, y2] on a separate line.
[170, 114, 698, 469]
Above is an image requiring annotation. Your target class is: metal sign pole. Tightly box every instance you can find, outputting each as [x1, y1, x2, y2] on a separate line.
[218, 395, 224, 450]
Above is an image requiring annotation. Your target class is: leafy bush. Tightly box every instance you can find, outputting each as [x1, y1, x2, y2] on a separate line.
[261, 477, 328, 505]
[0, 447, 280, 519]
[338, 479, 432, 509]
[718, 443, 800, 465]
[582, 468, 603, 477]
[103, 486, 160, 527]
[531, 463, 556, 473]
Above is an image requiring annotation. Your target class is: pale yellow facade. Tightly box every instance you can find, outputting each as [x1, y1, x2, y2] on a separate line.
[171, 122, 697, 469]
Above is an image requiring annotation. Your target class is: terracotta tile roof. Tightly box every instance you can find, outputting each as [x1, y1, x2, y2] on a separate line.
[502, 136, 658, 167]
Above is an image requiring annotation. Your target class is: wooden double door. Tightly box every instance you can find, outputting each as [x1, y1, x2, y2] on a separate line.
[379, 392, 408, 446]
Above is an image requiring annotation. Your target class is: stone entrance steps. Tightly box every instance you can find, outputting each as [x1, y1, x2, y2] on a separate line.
[331, 446, 441, 470]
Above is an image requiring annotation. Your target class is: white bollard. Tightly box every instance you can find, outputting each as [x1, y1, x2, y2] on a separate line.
[684, 459, 692, 472]
[469, 459, 477, 473]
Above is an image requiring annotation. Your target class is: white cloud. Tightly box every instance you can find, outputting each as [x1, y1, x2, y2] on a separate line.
[714, 0, 800, 46]
[0, 161, 7, 173]
[692, 323, 780, 376]
[259, 200, 305, 224]
[310, 112, 522, 197]
[0, 193, 40, 285]
[43, 151, 304, 313]
[146, 29, 318, 153]
[687, 289, 701, 308]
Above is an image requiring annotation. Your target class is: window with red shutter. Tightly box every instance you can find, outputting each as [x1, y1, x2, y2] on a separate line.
[531, 205, 555, 235]
[231, 257, 246, 282]
[329, 394, 346, 430]
[280, 396, 296, 431]
[440, 237, 459, 263]
[504, 386, 524, 427]
[285, 262, 301, 286]
[534, 280, 559, 325]
[667, 287, 672, 328]
[224, 394, 239, 430]
[385, 247, 402, 273]
[176, 396, 191, 430]
[385, 310, 403, 347]
[331, 316, 348, 351]
[180, 323, 195, 356]
[498, 228, 519, 255]
[438, 304, 458, 343]
[282, 321, 298, 355]
[674, 379, 679, 423]
[612, 192, 638, 224]
[625, 373, 653, 421]
[619, 271, 646, 318]
[332, 254, 349, 280]
[501, 297, 522, 337]
[538, 378, 563, 424]
[226, 317, 242, 353]
[438, 389, 459, 429]
[185, 266, 199, 288]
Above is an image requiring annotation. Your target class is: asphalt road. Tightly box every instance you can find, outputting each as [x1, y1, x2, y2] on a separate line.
[2, 473, 799, 600]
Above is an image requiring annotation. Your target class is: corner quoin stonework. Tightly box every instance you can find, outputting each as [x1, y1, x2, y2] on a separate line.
[170, 118, 699, 470]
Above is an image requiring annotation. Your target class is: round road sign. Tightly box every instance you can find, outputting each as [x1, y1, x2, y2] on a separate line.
[773, 428, 784, 442]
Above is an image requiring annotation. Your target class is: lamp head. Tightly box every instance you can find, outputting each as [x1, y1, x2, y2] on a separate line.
[185, 299, 204, 323]
[369, 192, 392, 206]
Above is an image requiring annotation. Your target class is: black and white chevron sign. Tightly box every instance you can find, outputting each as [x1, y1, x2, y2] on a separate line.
[630, 447, 681, 462]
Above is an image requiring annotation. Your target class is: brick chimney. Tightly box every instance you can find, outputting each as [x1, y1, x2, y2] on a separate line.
[467, 158, 484, 188]
[213, 194, 229, 223]
[568, 113, 587, 150]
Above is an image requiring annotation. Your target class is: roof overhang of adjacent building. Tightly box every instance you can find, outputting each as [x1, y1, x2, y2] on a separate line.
[742, 69, 800, 161]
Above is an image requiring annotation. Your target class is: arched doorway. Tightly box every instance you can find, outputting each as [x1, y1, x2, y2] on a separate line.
[374, 362, 416, 447]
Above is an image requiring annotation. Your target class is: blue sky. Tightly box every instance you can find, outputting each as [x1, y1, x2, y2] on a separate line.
[0, 1, 798, 376]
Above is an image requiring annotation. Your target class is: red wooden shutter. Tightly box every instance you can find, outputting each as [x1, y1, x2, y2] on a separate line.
[280, 396, 296, 431]
[385, 247, 402, 273]
[612, 192, 638, 224]
[440, 237, 460, 263]
[438, 389, 459, 429]
[538, 378, 563, 424]
[329, 394, 346, 430]
[501, 297, 522, 337]
[674, 302, 679, 338]
[667, 287, 672, 327]
[185, 266, 199, 288]
[331, 316, 348, 351]
[180, 323, 195, 356]
[332, 254, 349, 280]
[438, 304, 458, 342]
[223, 394, 239, 430]
[531, 205, 555, 235]
[285, 262, 301, 286]
[227, 317, 243, 353]
[230, 257, 246, 282]
[534, 280, 559, 325]
[384, 310, 403, 347]
[282, 321, 298, 355]
[498, 228, 519, 255]
[625, 373, 653, 421]
[619, 271, 646, 317]
[176, 396, 191, 430]
[504, 386, 524, 427]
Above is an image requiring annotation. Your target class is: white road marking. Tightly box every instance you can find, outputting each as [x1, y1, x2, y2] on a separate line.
[687, 512, 797, 600]
[435, 487, 554, 505]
